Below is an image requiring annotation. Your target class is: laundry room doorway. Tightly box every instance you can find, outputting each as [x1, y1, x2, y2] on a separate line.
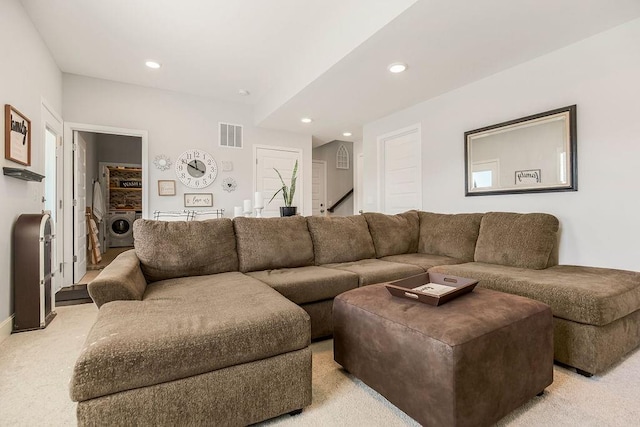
[60, 122, 148, 302]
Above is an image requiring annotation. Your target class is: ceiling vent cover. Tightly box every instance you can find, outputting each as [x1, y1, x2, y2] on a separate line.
[219, 122, 243, 148]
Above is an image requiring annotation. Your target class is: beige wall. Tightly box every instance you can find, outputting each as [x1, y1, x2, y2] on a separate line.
[62, 74, 313, 217]
[0, 0, 62, 336]
[363, 18, 640, 271]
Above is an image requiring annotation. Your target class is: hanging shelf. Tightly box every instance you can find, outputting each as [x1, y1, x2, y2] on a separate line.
[3, 167, 45, 182]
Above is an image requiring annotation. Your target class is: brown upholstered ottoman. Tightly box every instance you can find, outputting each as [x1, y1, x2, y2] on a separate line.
[333, 284, 553, 427]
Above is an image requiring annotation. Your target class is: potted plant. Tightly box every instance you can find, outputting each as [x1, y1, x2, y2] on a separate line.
[269, 160, 298, 217]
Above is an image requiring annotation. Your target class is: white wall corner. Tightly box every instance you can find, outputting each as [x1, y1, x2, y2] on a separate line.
[0, 315, 14, 344]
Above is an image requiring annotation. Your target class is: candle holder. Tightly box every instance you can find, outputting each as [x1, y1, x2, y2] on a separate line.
[255, 207, 264, 218]
[243, 199, 252, 217]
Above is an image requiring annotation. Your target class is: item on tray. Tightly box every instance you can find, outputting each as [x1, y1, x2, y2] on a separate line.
[385, 272, 478, 306]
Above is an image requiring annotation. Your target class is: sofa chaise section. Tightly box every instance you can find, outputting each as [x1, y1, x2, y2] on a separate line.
[430, 262, 640, 375]
[74, 218, 313, 425]
[430, 212, 640, 375]
[73, 272, 311, 425]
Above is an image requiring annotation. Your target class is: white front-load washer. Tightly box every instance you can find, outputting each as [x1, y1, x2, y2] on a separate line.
[106, 211, 136, 248]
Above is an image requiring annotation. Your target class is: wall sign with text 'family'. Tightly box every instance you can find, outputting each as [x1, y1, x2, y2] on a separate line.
[515, 169, 541, 185]
[184, 193, 213, 207]
[5, 105, 31, 166]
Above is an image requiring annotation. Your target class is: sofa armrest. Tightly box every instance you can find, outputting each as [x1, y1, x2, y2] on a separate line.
[87, 249, 147, 308]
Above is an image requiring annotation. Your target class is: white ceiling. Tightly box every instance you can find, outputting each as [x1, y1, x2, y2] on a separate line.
[21, 0, 640, 145]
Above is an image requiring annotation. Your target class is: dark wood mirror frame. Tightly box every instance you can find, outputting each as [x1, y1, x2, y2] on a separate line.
[464, 105, 577, 196]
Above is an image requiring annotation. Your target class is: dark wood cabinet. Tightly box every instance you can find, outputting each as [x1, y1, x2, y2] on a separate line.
[13, 213, 56, 332]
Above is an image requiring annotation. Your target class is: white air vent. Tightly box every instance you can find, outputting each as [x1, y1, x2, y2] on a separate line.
[219, 122, 243, 148]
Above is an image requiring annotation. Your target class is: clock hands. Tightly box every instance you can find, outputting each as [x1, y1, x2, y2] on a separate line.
[186, 160, 206, 178]
[188, 162, 202, 173]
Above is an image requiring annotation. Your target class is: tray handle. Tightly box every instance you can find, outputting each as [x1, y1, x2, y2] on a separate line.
[403, 291, 419, 300]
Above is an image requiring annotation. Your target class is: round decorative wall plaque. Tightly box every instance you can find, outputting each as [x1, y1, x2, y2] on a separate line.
[222, 177, 237, 192]
[153, 154, 172, 171]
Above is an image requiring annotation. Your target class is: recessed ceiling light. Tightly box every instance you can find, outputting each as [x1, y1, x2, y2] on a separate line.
[145, 60, 161, 69]
[300, 117, 313, 124]
[238, 89, 250, 96]
[342, 132, 352, 137]
[388, 62, 407, 73]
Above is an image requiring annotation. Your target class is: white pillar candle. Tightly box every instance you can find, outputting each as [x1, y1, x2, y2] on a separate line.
[233, 206, 243, 218]
[254, 191, 264, 209]
[243, 199, 252, 213]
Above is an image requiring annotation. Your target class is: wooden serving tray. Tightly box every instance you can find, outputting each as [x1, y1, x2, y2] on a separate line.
[385, 272, 478, 306]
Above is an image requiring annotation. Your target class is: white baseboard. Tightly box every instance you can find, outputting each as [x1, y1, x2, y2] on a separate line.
[0, 315, 14, 343]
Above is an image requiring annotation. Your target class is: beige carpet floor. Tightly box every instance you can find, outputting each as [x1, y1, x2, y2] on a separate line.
[1, 303, 639, 426]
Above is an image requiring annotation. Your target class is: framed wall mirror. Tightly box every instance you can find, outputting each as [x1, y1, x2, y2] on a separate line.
[464, 105, 577, 196]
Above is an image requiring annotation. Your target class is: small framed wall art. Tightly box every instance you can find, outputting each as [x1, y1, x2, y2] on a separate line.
[5, 104, 32, 166]
[158, 180, 176, 196]
[184, 193, 213, 207]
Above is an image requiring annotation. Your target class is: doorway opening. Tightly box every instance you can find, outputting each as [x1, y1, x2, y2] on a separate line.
[57, 123, 148, 305]
[312, 140, 353, 216]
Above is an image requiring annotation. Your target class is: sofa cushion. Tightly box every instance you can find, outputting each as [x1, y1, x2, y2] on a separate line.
[307, 215, 376, 265]
[429, 263, 640, 326]
[380, 253, 465, 272]
[234, 216, 315, 273]
[134, 219, 238, 282]
[70, 272, 310, 402]
[247, 266, 359, 305]
[418, 212, 483, 261]
[363, 211, 419, 257]
[324, 259, 424, 286]
[474, 212, 558, 269]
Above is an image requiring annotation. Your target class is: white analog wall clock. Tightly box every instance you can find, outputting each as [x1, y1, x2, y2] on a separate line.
[175, 149, 218, 188]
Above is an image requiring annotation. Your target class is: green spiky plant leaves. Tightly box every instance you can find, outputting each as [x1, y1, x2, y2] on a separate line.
[268, 160, 298, 207]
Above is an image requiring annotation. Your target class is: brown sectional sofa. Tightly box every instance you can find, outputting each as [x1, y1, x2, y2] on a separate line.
[70, 210, 640, 425]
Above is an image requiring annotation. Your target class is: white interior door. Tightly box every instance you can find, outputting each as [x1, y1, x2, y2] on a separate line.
[73, 131, 87, 282]
[312, 160, 327, 216]
[55, 135, 64, 290]
[255, 146, 302, 217]
[44, 129, 64, 293]
[355, 152, 364, 214]
[380, 126, 422, 214]
[42, 101, 65, 293]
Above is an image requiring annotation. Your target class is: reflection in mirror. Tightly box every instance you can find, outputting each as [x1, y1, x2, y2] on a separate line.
[465, 105, 577, 196]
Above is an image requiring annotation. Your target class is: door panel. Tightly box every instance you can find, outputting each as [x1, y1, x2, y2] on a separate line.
[355, 153, 364, 214]
[73, 131, 87, 282]
[381, 127, 422, 214]
[312, 160, 326, 216]
[255, 147, 302, 217]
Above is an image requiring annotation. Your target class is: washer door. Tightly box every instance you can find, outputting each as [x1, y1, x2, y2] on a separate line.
[110, 218, 132, 237]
